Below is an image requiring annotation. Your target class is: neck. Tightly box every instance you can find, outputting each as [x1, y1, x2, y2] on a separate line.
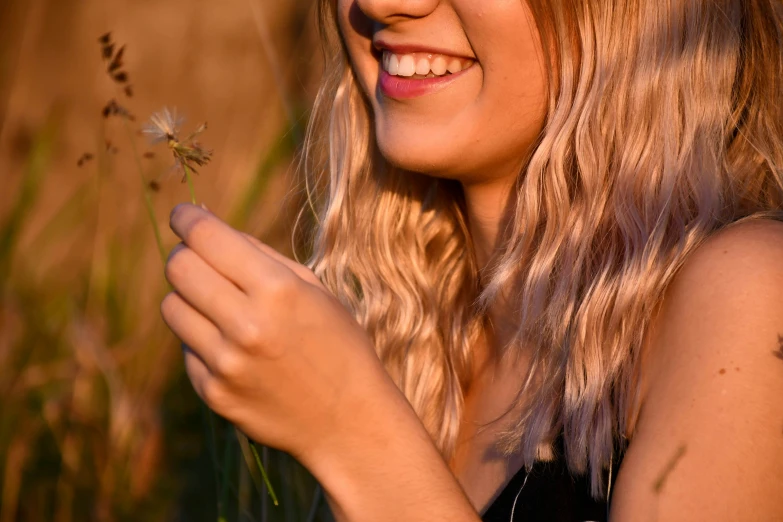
[461, 175, 519, 360]
[461, 175, 517, 278]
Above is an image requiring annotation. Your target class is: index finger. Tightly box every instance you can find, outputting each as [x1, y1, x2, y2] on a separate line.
[169, 203, 286, 293]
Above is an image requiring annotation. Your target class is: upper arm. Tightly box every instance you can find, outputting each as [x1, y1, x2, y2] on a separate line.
[610, 219, 783, 521]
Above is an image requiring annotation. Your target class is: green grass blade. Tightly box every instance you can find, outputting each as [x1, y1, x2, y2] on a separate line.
[250, 442, 279, 508]
[0, 122, 55, 287]
[235, 428, 278, 506]
[218, 426, 233, 522]
[228, 123, 300, 229]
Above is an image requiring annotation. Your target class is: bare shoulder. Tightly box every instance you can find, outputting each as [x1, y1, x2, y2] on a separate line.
[652, 218, 783, 358]
[610, 218, 783, 521]
[646, 217, 783, 379]
[669, 217, 783, 296]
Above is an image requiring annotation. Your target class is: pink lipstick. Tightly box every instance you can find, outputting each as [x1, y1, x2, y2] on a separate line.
[379, 65, 475, 99]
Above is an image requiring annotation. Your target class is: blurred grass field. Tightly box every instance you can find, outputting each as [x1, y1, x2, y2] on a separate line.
[0, 1, 328, 520]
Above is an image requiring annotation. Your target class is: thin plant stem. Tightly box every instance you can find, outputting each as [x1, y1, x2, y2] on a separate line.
[203, 405, 224, 519]
[178, 155, 279, 512]
[179, 154, 279, 512]
[261, 447, 268, 522]
[219, 429, 233, 522]
[174, 159, 228, 522]
[182, 163, 197, 205]
[84, 126, 108, 318]
[134, 105, 279, 515]
[120, 119, 166, 265]
[305, 485, 322, 522]
[250, 442, 279, 506]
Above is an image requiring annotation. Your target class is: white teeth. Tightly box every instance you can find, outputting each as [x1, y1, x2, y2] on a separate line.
[388, 54, 399, 75]
[398, 55, 416, 77]
[381, 50, 472, 77]
[431, 56, 447, 76]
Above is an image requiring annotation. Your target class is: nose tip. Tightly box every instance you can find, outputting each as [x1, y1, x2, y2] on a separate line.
[354, 0, 439, 23]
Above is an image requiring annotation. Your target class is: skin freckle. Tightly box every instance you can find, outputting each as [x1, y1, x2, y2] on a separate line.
[719, 368, 726, 375]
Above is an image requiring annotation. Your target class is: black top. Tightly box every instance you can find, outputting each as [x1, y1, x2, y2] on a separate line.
[480, 437, 623, 522]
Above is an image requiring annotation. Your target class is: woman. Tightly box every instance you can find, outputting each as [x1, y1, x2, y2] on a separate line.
[160, 0, 783, 520]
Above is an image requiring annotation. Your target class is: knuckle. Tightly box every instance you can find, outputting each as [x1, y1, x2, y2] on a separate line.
[213, 350, 242, 379]
[234, 318, 264, 349]
[237, 321, 261, 348]
[264, 272, 298, 299]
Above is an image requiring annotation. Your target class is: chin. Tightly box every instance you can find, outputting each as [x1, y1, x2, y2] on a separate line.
[373, 124, 471, 180]
[374, 128, 525, 186]
[377, 142, 450, 178]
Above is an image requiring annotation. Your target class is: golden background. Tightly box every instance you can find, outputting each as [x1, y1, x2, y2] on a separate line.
[0, 1, 325, 520]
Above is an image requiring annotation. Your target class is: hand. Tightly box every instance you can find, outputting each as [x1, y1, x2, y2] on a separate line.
[160, 203, 401, 464]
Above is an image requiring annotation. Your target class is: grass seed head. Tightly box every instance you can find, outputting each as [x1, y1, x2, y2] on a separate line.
[99, 33, 132, 96]
[77, 152, 94, 167]
[102, 99, 135, 121]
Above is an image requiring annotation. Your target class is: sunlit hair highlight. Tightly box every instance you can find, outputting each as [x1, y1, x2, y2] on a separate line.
[296, 0, 783, 497]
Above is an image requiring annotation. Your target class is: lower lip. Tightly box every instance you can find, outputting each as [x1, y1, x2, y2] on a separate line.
[379, 65, 474, 100]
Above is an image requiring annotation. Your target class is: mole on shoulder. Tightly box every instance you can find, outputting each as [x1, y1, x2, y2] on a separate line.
[774, 334, 783, 361]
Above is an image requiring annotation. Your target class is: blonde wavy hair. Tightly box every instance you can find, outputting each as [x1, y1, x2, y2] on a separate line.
[294, 0, 783, 497]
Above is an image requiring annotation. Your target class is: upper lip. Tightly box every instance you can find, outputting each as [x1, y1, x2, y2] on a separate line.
[373, 39, 476, 61]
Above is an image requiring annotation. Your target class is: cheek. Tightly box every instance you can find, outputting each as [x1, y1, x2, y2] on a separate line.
[464, 18, 548, 171]
[337, 1, 379, 97]
[443, 3, 548, 176]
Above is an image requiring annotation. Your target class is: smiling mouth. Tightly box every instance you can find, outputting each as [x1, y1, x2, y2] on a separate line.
[381, 50, 475, 79]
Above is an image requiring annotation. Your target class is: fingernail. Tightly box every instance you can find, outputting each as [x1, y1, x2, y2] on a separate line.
[170, 203, 185, 221]
[167, 242, 187, 262]
[200, 202, 211, 213]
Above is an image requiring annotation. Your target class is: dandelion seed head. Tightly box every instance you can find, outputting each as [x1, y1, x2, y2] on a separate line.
[142, 107, 185, 144]
[143, 106, 213, 181]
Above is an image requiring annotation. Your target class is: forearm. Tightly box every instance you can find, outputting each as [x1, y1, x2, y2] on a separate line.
[300, 387, 481, 522]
